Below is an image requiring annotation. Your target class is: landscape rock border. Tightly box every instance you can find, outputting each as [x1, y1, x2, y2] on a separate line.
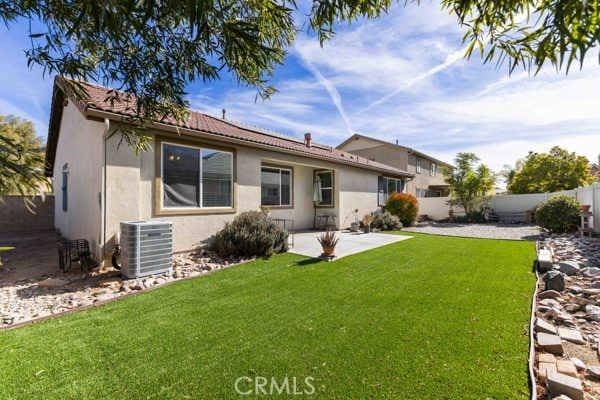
[0, 250, 253, 330]
[532, 235, 600, 400]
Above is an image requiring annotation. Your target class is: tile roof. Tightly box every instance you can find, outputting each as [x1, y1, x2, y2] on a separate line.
[45, 76, 412, 178]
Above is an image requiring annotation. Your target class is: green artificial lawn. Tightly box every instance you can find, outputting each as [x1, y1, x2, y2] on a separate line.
[0, 233, 535, 399]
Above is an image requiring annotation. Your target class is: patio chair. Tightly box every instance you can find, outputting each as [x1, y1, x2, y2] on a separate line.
[57, 239, 98, 272]
[316, 213, 337, 230]
[269, 217, 295, 248]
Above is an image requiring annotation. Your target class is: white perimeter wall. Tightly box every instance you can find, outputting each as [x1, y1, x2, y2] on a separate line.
[418, 197, 464, 220]
[419, 184, 600, 232]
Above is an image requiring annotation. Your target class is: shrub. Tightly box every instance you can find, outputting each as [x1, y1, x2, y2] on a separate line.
[372, 211, 402, 231]
[384, 193, 419, 227]
[209, 211, 288, 257]
[453, 210, 486, 223]
[535, 195, 580, 233]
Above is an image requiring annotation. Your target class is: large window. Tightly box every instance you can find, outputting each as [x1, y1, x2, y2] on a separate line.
[162, 143, 233, 209]
[378, 176, 405, 205]
[315, 170, 334, 207]
[261, 166, 292, 207]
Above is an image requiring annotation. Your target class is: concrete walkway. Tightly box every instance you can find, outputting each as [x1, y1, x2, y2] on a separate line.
[289, 231, 412, 260]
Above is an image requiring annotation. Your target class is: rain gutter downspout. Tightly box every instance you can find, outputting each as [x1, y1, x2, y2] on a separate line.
[102, 118, 111, 261]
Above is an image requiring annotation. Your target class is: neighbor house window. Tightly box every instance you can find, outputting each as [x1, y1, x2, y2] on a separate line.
[430, 162, 437, 176]
[378, 176, 405, 205]
[162, 143, 233, 208]
[416, 158, 421, 174]
[315, 170, 334, 207]
[261, 166, 292, 207]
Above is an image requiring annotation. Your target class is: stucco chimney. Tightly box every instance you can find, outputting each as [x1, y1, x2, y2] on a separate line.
[304, 132, 312, 147]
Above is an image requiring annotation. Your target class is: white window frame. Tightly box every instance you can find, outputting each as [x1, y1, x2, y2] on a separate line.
[315, 170, 334, 207]
[260, 165, 293, 207]
[430, 162, 437, 176]
[416, 158, 421, 174]
[161, 141, 234, 210]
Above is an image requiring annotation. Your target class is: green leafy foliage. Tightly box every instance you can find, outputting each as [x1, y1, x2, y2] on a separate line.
[372, 211, 403, 231]
[535, 195, 580, 233]
[507, 146, 593, 194]
[0, 1, 394, 150]
[209, 211, 288, 257]
[443, 153, 495, 215]
[2, 1, 598, 152]
[447, 0, 600, 74]
[0, 115, 49, 199]
[384, 192, 419, 227]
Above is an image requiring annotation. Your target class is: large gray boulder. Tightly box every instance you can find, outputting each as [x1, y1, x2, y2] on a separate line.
[557, 261, 581, 276]
[545, 271, 565, 292]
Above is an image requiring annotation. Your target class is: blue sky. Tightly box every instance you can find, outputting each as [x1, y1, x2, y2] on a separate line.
[1, 2, 600, 176]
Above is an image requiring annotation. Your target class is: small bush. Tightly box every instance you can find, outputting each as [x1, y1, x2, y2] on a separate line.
[453, 210, 486, 223]
[209, 211, 288, 257]
[372, 212, 403, 231]
[384, 193, 419, 227]
[535, 195, 580, 233]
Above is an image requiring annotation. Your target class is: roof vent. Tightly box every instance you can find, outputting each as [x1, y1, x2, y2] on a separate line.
[304, 132, 312, 148]
[222, 109, 226, 119]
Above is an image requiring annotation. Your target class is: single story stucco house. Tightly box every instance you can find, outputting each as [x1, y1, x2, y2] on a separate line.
[44, 77, 413, 258]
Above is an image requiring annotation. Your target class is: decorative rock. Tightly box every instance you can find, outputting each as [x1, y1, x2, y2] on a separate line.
[570, 358, 586, 371]
[545, 271, 566, 292]
[552, 395, 574, 400]
[586, 365, 600, 377]
[539, 353, 557, 363]
[564, 303, 581, 313]
[556, 359, 578, 377]
[557, 327, 585, 344]
[539, 361, 557, 383]
[536, 318, 558, 334]
[585, 304, 600, 322]
[568, 286, 583, 295]
[539, 298, 562, 309]
[558, 261, 581, 276]
[539, 290, 562, 300]
[581, 267, 600, 277]
[37, 278, 68, 288]
[538, 249, 554, 272]
[537, 333, 564, 354]
[547, 372, 584, 400]
[582, 288, 600, 296]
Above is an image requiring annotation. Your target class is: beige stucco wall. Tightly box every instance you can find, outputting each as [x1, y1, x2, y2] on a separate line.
[337, 168, 380, 227]
[103, 133, 384, 252]
[53, 102, 104, 255]
[338, 137, 448, 197]
[405, 153, 447, 196]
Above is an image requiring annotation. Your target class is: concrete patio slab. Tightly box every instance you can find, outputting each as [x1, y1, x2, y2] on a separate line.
[289, 231, 412, 260]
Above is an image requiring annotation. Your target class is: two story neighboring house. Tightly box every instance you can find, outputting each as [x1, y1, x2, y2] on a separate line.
[336, 134, 452, 200]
